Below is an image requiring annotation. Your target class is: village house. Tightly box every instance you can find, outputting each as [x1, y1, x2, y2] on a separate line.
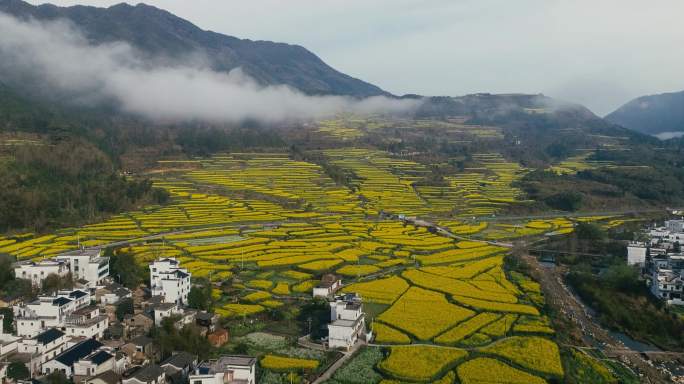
[313, 274, 342, 298]
[0, 291, 24, 308]
[16, 328, 68, 370]
[42, 338, 104, 378]
[651, 256, 684, 305]
[122, 364, 166, 384]
[189, 356, 256, 384]
[124, 313, 154, 339]
[632, 220, 684, 306]
[64, 305, 109, 339]
[121, 336, 157, 365]
[161, 351, 197, 382]
[149, 258, 191, 306]
[73, 350, 116, 381]
[14, 289, 91, 337]
[97, 282, 133, 306]
[56, 249, 110, 288]
[13, 259, 71, 287]
[327, 293, 368, 350]
[86, 370, 122, 384]
[627, 241, 648, 266]
[195, 312, 219, 334]
[152, 303, 183, 327]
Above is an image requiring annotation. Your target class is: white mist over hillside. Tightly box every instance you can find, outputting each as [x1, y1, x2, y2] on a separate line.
[0, 12, 420, 123]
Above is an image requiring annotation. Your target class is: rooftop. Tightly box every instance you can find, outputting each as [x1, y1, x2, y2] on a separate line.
[55, 338, 103, 366]
[87, 350, 114, 365]
[161, 351, 196, 369]
[131, 335, 154, 347]
[330, 319, 358, 327]
[53, 297, 72, 306]
[87, 370, 121, 384]
[195, 312, 216, 322]
[35, 328, 65, 345]
[71, 305, 99, 316]
[318, 274, 340, 288]
[154, 303, 177, 311]
[196, 356, 256, 373]
[129, 365, 164, 382]
[69, 290, 88, 299]
[58, 249, 102, 258]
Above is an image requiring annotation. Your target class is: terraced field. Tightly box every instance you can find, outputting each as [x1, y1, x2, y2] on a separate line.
[0, 148, 624, 383]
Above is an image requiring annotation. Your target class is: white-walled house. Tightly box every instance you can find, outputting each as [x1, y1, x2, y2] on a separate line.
[65, 306, 109, 339]
[313, 274, 342, 298]
[73, 350, 116, 378]
[327, 293, 367, 350]
[149, 258, 191, 306]
[42, 338, 103, 378]
[56, 249, 110, 288]
[189, 356, 256, 384]
[17, 328, 68, 368]
[627, 242, 648, 266]
[666, 219, 684, 233]
[651, 264, 684, 305]
[152, 303, 183, 327]
[96, 282, 132, 306]
[14, 289, 91, 337]
[122, 364, 165, 384]
[13, 259, 70, 287]
[638, 221, 684, 306]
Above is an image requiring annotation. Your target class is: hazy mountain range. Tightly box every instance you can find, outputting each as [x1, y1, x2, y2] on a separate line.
[0, 0, 386, 97]
[606, 90, 684, 138]
[0, 0, 681, 141]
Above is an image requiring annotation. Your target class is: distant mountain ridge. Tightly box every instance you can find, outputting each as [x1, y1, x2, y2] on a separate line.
[0, 0, 387, 97]
[605, 90, 684, 136]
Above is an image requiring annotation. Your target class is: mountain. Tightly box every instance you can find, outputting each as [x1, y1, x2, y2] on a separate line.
[605, 90, 684, 137]
[0, 0, 386, 97]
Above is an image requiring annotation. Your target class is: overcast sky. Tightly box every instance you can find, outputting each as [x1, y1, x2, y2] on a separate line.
[25, 0, 684, 115]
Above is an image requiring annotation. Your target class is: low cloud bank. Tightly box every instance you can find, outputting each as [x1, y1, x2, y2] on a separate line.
[0, 13, 420, 123]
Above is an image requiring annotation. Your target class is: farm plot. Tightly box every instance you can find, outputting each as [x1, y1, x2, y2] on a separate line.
[0, 149, 580, 384]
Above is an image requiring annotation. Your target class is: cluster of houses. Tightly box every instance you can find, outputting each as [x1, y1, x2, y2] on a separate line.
[628, 219, 684, 305]
[0, 253, 253, 384]
[0, 245, 375, 384]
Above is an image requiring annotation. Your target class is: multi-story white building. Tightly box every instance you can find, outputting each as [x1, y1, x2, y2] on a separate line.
[14, 289, 91, 337]
[42, 338, 104, 378]
[73, 350, 116, 379]
[152, 303, 183, 327]
[17, 328, 68, 371]
[149, 258, 191, 306]
[636, 221, 684, 306]
[56, 249, 110, 288]
[13, 259, 71, 287]
[627, 242, 648, 266]
[327, 293, 367, 350]
[651, 255, 684, 306]
[189, 356, 256, 384]
[64, 306, 109, 339]
[666, 219, 684, 233]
